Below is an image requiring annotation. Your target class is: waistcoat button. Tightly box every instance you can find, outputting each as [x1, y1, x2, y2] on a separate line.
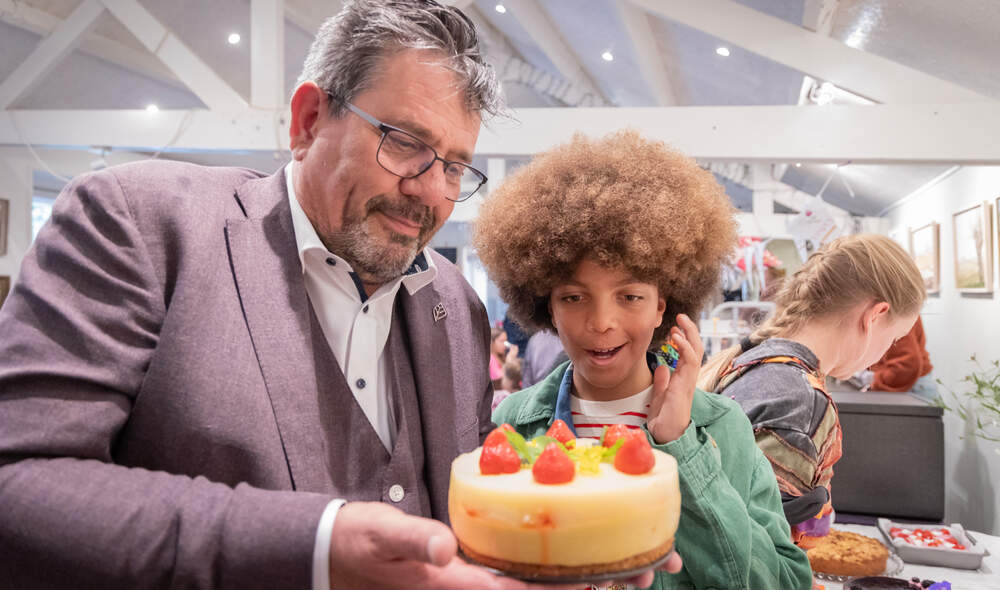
[388, 484, 405, 503]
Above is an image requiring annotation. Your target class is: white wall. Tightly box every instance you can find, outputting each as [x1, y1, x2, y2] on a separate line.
[0, 149, 34, 282]
[887, 165, 1000, 535]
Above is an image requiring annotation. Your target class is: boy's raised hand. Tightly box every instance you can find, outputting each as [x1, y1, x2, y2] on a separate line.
[646, 314, 703, 444]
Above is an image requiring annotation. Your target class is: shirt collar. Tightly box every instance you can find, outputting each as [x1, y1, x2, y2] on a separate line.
[553, 351, 667, 436]
[285, 161, 437, 296]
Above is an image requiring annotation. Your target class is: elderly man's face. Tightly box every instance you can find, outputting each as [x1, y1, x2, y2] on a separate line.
[290, 50, 481, 288]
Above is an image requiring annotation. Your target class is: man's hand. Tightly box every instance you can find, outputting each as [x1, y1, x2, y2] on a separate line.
[646, 314, 703, 445]
[329, 502, 595, 590]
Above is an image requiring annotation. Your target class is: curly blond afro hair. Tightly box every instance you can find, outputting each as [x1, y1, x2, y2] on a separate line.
[474, 130, 737, 347]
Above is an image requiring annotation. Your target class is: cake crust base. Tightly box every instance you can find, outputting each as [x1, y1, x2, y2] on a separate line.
[459, 537, 675, 579]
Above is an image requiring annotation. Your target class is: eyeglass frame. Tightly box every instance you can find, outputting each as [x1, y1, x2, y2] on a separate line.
[332, 96, 487, 202]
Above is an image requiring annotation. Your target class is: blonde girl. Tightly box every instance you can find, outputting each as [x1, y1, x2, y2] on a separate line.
[699, 234, 925, 545]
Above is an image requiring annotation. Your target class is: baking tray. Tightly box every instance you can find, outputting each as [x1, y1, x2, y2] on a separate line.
[876, 518, 988, 569]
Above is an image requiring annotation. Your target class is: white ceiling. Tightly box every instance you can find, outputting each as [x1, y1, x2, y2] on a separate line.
[1, 0, 997, 216]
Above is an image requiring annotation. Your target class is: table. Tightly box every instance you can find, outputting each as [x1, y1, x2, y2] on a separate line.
[830, 391, 944, 521]
[814, 524, 1000, 590]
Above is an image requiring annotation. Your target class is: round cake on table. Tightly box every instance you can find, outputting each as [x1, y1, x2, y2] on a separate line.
[807, 529, 889, 577]
[448, 421, 680, 578]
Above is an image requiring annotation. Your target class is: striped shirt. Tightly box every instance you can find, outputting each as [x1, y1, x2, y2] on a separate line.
[570, 385, 653, 590]
[569, 384, 654, 440]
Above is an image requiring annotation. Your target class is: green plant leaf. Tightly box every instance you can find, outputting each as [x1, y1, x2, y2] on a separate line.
[602, 437, 625, 462]
[938, 356, 1000, 446]
[503, 430, 532, 464]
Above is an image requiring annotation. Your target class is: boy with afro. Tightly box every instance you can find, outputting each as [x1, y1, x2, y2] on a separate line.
[475, 131, 812, 589]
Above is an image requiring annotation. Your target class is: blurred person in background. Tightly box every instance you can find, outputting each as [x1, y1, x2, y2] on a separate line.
[521, 329, 568, 388]
[855, 316, 937, 402]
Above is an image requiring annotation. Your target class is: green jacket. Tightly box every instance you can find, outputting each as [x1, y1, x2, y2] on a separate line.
[492, 361, 813, 590]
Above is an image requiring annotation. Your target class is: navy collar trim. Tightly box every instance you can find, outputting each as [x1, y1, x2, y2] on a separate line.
[404, 251, 429, 276]
[552, 351, 667, 435]
[347, 251, 430, 303]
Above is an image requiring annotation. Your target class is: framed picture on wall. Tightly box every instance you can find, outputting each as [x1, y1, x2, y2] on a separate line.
[0, 276, 10, 309]
[952, 201, 993, 293]
[0, 198, 8, 257]
[909, 222, 940, 294]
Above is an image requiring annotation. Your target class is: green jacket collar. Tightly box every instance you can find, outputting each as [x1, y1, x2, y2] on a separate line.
[506, 355, 729, 431]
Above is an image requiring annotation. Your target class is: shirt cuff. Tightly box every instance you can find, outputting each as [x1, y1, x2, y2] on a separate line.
[312, 499, 347, 590]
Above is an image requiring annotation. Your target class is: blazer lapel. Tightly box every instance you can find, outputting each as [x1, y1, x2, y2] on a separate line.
[397, 268, 480, 519]
[226, 169, 372, 493]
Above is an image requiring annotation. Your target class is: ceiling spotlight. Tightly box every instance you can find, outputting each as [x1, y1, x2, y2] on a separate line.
[146, 104, 159, 114]
[601, 51, 614, 62]
[494, 3, 506, 13]
[227, 32, 241, 45]
[716, 46, 730, 57]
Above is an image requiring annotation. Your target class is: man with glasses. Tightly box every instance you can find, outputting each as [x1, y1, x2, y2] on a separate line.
[2, 1, 675, 589]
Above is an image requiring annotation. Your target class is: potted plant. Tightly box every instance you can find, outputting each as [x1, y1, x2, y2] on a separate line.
[936, 355, 1000, 449]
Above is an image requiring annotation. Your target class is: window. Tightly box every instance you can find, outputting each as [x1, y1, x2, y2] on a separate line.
[32, 196, 56, 242]
[32, 170, 65, 242]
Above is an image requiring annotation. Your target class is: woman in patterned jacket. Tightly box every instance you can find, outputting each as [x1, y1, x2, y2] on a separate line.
[699, 234, 925, 546]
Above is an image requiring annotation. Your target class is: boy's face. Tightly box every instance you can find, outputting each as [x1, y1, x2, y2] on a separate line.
[549, 259, 666, 401]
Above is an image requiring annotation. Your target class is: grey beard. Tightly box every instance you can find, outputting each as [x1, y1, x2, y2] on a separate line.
[329, 220, 421, 284]
[323, 195, 434, 284]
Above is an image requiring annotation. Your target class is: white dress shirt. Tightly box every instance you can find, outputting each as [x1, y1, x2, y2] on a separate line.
[283, 163, 438, 590]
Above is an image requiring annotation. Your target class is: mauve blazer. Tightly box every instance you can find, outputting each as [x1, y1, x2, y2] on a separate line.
[0, 160, 494, 589]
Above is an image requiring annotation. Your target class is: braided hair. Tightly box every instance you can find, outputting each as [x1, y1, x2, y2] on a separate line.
[698, 234, 925, 391]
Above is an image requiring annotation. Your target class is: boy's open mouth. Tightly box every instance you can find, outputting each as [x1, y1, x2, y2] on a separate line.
[587, 344, 625, 360]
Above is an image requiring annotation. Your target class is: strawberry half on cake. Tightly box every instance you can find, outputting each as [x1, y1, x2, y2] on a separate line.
[448, 421, 680, 578]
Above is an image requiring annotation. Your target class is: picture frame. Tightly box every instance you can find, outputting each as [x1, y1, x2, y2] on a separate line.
[909, 222, 940, 294]
[952, 201, 993, 293]
[0, 198, 8, 257]
[0, 276, 10, 309]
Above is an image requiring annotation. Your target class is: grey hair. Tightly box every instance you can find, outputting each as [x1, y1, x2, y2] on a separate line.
[296, 0, 504, 119]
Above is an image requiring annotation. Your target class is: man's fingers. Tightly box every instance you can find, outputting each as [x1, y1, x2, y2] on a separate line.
[426, 533, 458, 566]
[353, 504, 457, 565]
[385, 521, 456, 565]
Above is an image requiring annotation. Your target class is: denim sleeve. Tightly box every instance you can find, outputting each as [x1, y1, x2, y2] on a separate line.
[650, 420, 813, 590]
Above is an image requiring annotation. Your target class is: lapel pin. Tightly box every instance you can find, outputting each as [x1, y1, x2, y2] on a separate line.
[433, 302, 447, 322]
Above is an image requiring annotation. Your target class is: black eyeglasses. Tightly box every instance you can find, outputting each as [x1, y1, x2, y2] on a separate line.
[337, 98, 487, 202]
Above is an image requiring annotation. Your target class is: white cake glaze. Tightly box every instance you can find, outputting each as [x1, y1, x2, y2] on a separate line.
[448, 446, 680, 567]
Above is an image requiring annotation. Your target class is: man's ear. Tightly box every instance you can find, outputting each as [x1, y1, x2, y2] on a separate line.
[861, 301, 891, 334]
[289, 82, 326, 160]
